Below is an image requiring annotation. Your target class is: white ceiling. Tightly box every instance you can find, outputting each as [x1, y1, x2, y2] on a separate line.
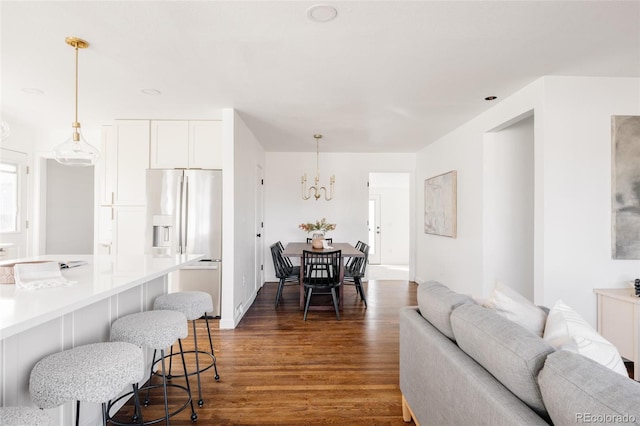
[2, 1, 639, 153]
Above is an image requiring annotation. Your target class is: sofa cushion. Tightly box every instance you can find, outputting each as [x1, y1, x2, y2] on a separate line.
[543, 300, 627, 376]
[451, 303, 554, 419]
[483, 281, 547, 336]
[539, 350, 640, 426]
[417, 281, 474, 341]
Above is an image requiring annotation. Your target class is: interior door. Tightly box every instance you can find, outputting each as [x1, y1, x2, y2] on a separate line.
[368, 194, 381, 264]
[255, 164, 264, 292]
[0, 149, 29, 260]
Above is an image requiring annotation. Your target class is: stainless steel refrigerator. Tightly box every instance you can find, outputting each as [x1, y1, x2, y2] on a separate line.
[146, 169, 222, 317]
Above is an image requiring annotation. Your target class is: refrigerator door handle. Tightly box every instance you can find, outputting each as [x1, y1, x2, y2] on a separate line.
[184, 176, 189, 251]
[178, 174, 185, 254]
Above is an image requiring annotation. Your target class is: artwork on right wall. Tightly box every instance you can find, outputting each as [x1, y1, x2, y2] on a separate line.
[424, 170, 457, 238]
[612, 115, 640, 259]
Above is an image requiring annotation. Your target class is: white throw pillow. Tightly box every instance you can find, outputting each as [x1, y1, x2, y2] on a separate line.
[483, 281, 547, 336]
[543, 300, 628, 377]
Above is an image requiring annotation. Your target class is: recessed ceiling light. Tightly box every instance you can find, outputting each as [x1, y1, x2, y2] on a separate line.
[484, 95, 498, 101]
[21, 88, 44, 95]
[141, 89, 162, 96]
[307, 4, 338, 23]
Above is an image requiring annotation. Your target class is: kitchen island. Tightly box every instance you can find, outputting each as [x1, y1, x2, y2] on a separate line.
[0, 253, 203, 425]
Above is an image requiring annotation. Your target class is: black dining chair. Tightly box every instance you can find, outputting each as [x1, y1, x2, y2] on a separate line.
[271, 242, 300, 308]
[302, 249, 342, 320]
[344, 242, 369, 308]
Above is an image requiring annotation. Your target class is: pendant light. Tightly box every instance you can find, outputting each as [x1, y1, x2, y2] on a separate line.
[301, 134, 335, 201]
[53, 37, 99, 166]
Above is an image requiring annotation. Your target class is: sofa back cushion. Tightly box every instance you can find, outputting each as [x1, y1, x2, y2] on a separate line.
[417, 281, 474, 341]
[539, 350, 640, 425]
[451, 303, 554, 419]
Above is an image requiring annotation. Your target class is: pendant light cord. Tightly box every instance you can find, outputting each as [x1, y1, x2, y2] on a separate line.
[74, 43, 79, 125]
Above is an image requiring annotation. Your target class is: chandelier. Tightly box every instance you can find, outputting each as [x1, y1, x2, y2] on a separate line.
[301, 134, 335, 201]
[53, 37, 100, 166]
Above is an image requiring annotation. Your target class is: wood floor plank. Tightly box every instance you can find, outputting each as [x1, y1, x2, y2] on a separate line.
[113, 279, 418, 425]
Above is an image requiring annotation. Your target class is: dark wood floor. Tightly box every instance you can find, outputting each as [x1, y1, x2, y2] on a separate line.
[113, 279, 418, 425]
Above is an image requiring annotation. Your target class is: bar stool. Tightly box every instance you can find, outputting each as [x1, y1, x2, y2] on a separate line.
[110, 310, 197, 423]
[0, 407, 52, 426]
[29, 341, 144, 426]
[153, 291, 220, 407]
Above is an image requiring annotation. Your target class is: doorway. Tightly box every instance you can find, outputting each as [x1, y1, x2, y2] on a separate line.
[45, 159, 94, 254]
[368, 172, 410, 280]
[483, 113, 534, 299]
[0, 149, 29, 260]
[255, 163, 264, 294]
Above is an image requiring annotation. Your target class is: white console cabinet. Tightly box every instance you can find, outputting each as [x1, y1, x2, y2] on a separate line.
[150, 120, 222, 170]
[594, 287, 640, 381]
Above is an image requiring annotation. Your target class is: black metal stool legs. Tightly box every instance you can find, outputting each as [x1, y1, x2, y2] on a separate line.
[192, 321, 204, 407]
[176, 340, 198, 422]
[204, 316, 220, 381]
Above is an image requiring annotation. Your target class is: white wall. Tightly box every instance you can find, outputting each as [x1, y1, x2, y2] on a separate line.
[540, 77, 640, 324]
[483, 114, 534, 299]
[264, 152, 416, 282]
[415, 76, 640, 326]
[219, 109, 266, 329]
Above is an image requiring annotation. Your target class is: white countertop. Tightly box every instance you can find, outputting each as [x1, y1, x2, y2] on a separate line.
[0, 254, 203, 339]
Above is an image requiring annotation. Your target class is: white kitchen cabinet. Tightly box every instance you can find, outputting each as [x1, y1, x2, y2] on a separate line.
[114, 120, 150, 205]
[97, 205, 114, 255]
[112, 206, 146, 255]
[189, 121, 223, 169]
[100, 120, 149, 206]
[99, 125, 116, 206]
[150, 120, 222, 170]
[150, 120, 189, 169]
[98, 121, 149, 256]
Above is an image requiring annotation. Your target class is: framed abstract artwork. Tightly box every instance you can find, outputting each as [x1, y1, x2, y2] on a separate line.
[612, 115, 640, 259]
[424, 170, 457, 238]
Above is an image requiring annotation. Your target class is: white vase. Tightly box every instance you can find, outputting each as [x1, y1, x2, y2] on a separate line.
[311, 232, 325, 249]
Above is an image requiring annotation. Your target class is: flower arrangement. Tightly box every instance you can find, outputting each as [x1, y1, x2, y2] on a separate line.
[298, 218, 336, 234]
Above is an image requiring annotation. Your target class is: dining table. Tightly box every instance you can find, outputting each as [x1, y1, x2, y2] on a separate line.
[281, 242, 364, 310]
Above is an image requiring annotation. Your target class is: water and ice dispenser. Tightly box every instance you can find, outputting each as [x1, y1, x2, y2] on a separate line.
[152, 215, 173, 249]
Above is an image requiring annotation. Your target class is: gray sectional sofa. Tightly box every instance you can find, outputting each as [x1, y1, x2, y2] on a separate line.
[399, 281, 640, 426]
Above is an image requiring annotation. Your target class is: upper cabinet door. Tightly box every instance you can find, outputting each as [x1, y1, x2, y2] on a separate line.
[189, 121, 223, 170]
[150, 120, 222, 170]
[115, 120, 150, 205]
[150, 121, 189, 169]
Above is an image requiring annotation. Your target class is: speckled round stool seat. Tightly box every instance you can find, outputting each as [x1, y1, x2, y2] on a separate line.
[0, 407, 52, 426]
[153, 291, 220, 407]
[29, 341, 144, 426]
[110, 310, 197, 423]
